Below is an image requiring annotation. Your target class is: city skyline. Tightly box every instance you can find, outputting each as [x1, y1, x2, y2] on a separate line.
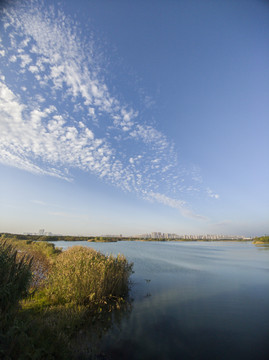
[18, 228, 251, 239]
[0, 0, 268, 237]
[15, 228, 253, 242]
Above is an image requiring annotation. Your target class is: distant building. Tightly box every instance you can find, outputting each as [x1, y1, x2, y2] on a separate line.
[135, 232, 246, 241]
[38, 229, 45, 235]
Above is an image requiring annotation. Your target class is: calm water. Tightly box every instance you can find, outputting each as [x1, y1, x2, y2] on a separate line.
[51, 241, 269, 360]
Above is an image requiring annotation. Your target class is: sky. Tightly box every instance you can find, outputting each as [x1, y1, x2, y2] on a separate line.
[0, 0, 268, 237]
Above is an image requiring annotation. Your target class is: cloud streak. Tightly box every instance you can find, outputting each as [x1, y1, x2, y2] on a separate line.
[0, 0, 215, 219]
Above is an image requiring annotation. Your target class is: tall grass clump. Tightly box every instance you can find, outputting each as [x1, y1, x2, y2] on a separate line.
[0, 241, 32, 323]
[0, 240, 33, 357]
[4, 238, 61, 258]
[46, 246, 133, 306]
[0, 240, 133, 359]
[2, 239, 59, 293]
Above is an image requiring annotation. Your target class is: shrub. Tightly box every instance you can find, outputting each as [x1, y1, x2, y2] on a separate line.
[45, 246, 133, 306]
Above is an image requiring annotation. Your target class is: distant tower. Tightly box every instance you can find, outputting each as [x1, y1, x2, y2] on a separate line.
[39, 229, 45, 235]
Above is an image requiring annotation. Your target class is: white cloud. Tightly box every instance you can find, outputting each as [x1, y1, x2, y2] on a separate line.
[0, 1, 214, 220]
[31, 200, 47, 206]
[147, 191, 186, 208]
[146, 191, 207, 220]
[9, 55, 17, 62]
[207, 188, 220, 199]
[29, 65, 39, 73]
[48, 211, 87, 220]
[19, 53, 32, 67]
[130, 124, 168, 148]
[0, 81, 131, 188]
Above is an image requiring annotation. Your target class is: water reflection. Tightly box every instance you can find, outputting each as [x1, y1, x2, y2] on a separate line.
[254, 243, 269, 250]
[51, 241, 269, 360]
[69, 298, 133, 359]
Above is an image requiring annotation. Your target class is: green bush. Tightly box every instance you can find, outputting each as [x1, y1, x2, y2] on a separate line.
[253, 236, 269, 243]
[45, 246, 133, 306]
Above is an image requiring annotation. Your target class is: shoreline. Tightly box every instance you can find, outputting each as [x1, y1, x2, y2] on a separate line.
[3, 233, 269, 245]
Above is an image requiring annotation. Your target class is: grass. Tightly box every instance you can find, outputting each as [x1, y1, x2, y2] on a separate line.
[0, 241, 32, 321]
[43, 246, 132, 306]
[0, 238, 133, 359]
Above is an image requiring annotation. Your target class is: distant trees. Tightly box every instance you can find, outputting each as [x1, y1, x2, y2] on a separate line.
[253, 236, 269, 243]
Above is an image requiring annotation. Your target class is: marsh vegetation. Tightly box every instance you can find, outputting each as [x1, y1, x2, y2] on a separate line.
[0, 236, 133, 359]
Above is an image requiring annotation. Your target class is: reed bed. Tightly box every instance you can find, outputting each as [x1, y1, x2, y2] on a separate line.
[45, 245, 133, 306]
[0, 241, 32, 319]
[0, 239, 133, 359]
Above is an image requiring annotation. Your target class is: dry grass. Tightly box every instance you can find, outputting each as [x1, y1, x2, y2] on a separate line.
[45, 246, 133, 306]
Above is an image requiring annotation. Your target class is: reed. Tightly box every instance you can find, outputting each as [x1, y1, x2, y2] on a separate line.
[0, 240, 133, 359]
[0, 241, 32, 320]
[45, 246, 133, 306]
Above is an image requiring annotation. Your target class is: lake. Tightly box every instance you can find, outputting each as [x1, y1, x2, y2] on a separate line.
[51, 241, 269, 360]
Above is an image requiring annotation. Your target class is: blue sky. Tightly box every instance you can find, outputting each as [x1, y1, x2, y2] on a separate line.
[0, 0, 268, 237]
